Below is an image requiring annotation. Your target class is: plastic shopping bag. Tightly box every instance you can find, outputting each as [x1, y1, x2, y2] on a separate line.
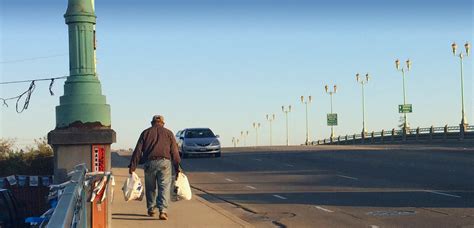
[122, 172, 144, 202]
[174, 172, 192, 200]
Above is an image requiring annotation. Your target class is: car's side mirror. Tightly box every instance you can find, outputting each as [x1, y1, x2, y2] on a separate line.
[216, 135, 220, 138]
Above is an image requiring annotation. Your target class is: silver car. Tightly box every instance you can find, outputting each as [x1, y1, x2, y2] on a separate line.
[177, 128, 221, 158]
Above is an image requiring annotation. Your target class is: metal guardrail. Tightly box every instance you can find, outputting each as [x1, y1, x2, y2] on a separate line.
[316, 125, 474, 145]
[47, 164, 87, 228]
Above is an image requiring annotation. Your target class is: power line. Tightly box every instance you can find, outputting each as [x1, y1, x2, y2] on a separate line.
[0, 76, 68, 113]
[0, 53, 68, 64]
[0, 76, 68, 85]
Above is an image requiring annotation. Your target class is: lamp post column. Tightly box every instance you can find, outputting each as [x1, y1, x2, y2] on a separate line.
[282, 105, 292, 146]
[301, 96, 312, 145]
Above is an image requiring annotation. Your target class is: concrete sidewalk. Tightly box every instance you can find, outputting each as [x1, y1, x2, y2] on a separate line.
[111, 153, 251, 228]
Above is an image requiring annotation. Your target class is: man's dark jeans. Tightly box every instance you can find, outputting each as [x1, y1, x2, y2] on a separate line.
[144, 158, 172, 213]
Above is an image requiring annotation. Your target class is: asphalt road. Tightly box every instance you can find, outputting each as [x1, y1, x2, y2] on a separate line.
[181, 144, 474, 228]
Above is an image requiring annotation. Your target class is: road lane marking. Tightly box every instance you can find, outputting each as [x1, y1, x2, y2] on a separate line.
[225, 178, 234, 182]
[273, 194, 287, 200]
[336, 175, 359, 180]
[370, 225, 380, 228]
[314, 206, 334, 213]
[246, 185, 256, 190]
[209, 172, 216, 175]
[285, 164, 294, 167]
[426, 190, 461, 198]
[253, 158, 263, 162]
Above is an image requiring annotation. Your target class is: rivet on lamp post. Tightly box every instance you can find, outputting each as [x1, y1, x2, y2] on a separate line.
[301, 95, 312, 145]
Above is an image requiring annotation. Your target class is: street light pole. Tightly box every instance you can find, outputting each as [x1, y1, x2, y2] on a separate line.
[232, 137, 238, 147]
[282, 105, 292, 146]
[395, 58, 412, 134]
[452, 42, 470, 130]
[253, 122, 261, 147]
[240, 130, 249, 147]
[325, 85, 337, 139]
[300, 96, 312, 145]
[356, 73, 370, 134]
[266, 114, 276, 146]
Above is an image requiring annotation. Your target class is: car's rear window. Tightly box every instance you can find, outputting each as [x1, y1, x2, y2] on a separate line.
[185, 129, 215, 138]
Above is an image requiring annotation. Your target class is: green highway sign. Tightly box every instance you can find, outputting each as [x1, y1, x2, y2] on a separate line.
[327, 113, 338, 126]
[398, 104, 413, 113]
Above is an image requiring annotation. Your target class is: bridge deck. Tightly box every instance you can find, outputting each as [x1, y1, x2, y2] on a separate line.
[111, 152, 250, 228]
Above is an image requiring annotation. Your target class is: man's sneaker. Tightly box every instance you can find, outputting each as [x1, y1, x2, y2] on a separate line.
[159, 212, 168, 220]
[148, 208, 157, 217]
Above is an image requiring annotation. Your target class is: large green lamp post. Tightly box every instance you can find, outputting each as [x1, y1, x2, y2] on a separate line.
[48, 0, 116, 226]
[48, 0, 115, 184]
[451, 42, 470, 138]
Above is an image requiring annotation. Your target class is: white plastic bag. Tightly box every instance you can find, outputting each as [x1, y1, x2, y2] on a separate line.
[122, 172, 144, 202]
[174, 172, 192, 200]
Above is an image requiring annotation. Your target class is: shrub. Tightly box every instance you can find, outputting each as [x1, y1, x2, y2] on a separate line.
[0, 137, 53, 176]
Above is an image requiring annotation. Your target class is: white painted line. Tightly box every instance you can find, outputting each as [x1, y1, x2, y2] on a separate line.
[336, 175, 359, 180]
[426, 190, 461, 198]
[253, 158, 263, 162]
[246, 185, 257, 190]
[209, 172, 216, 175]
[370, 225, 380, 228]
[285, 164, 294, 167]
[314, 206, 334, 213]
[273, 194, 287, 200]
[225, 178, 234, 182]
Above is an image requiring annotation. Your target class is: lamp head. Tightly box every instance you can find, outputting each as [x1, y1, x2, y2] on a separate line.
[452, 42, 457, 55]
[356, 73, 360, 82]
[395, 59, 400, 70]
[325, 85, 328, 93]
[308, 96, 312, 103]
[366, 73, 370, 82]
[300, 96, 304, 103]
[465, 42, 470, 56]
[406, 59, 411, 71]
[289, 105, 292, 112]
[333, 85, 337, 93]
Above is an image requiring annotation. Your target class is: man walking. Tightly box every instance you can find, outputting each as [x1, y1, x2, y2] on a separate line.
[129, 115, 181, 219]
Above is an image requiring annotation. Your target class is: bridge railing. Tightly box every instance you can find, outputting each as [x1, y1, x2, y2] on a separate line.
[46, 164, 88, 228]
[316, 125, 473, 145]
[42, 164, 113, 228]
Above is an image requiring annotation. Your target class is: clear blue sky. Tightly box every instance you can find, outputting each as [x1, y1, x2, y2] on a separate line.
[0, 0, 472, 148]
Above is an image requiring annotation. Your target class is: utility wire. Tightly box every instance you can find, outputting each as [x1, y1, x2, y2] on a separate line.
[0, 76, 68, 113]
[0, 53, 68, 64]
[0, 76, 68, 85]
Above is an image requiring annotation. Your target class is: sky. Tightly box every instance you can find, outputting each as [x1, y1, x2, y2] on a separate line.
[0, 0, 473, 148]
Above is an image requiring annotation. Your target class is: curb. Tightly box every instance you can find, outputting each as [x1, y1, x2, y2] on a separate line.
[192, 188, 254, 228]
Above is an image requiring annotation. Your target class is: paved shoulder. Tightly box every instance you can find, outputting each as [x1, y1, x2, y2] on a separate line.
[111, 152, 252, 228]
